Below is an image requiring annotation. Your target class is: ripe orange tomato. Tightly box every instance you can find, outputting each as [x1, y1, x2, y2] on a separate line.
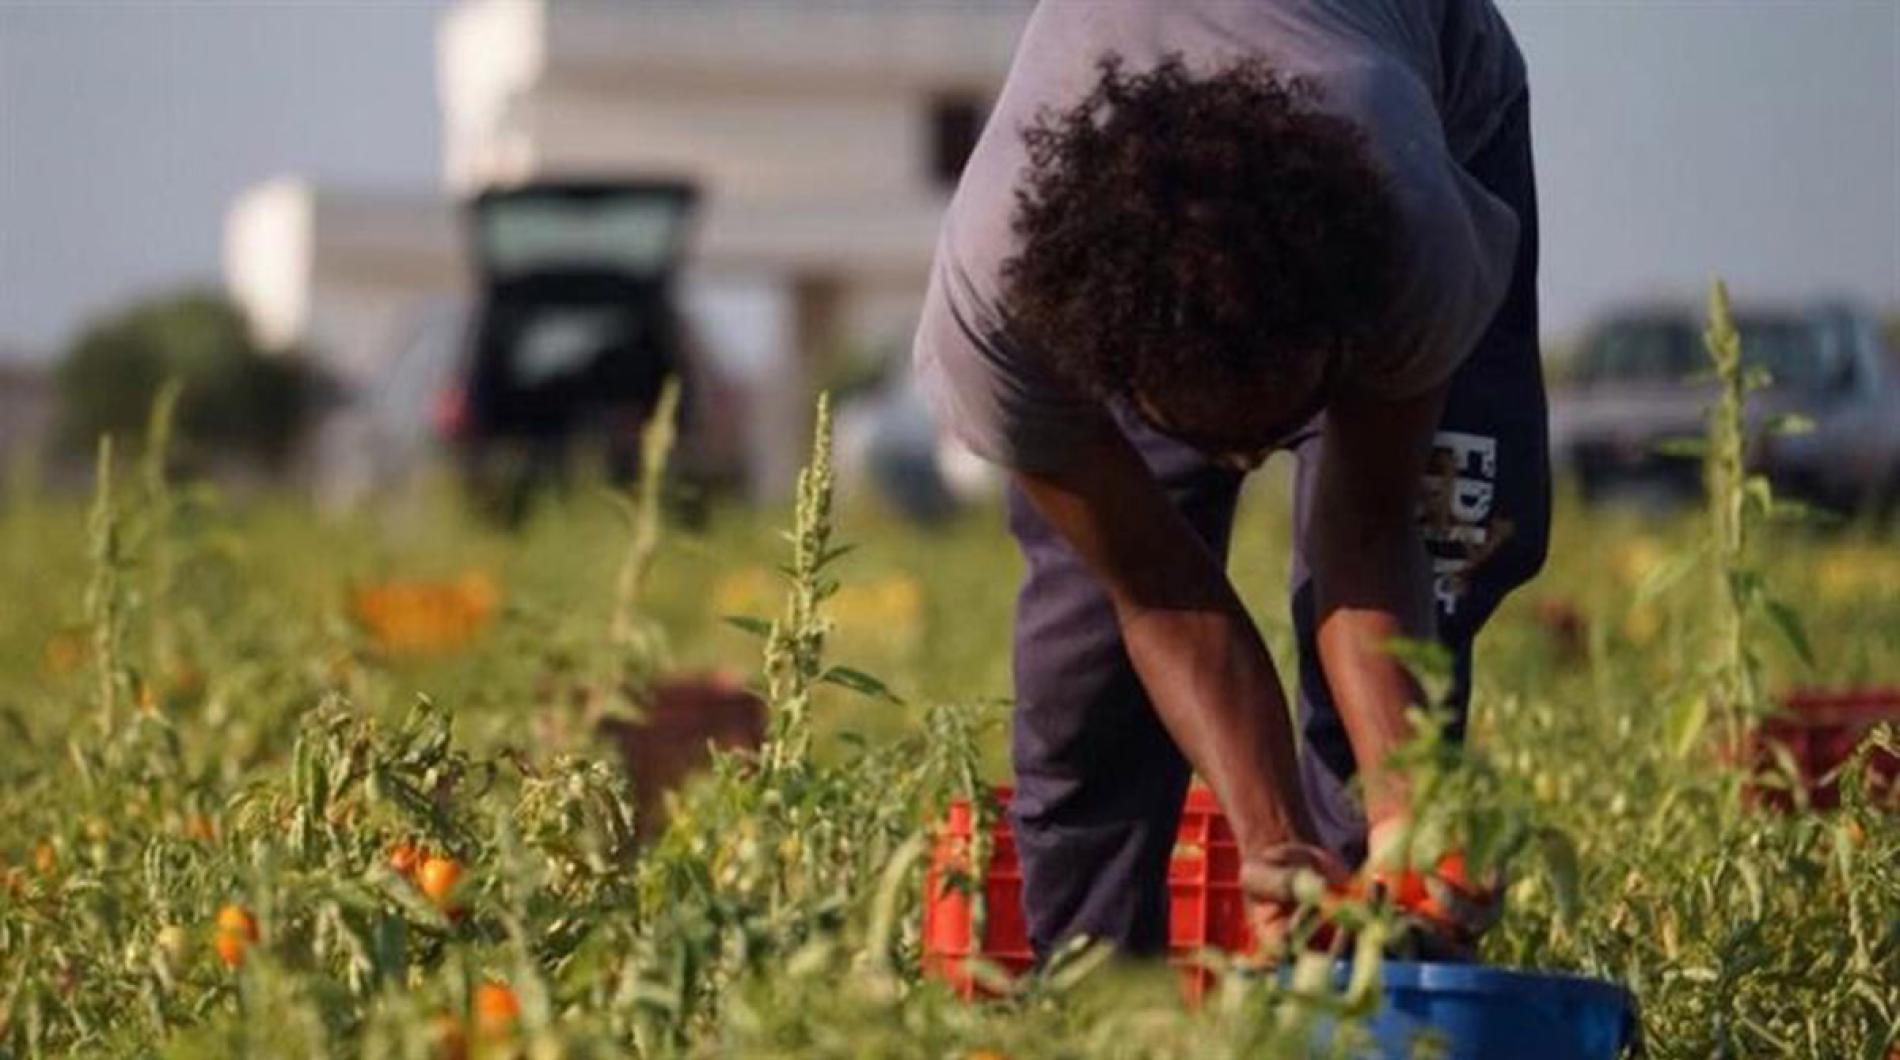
[388, 841, 421, 878]
[1391, 869, 1430, 910]
[213, 904, 259, 969]
[1434, 851, 1470, 887]
[473, 981, 520, 1037]
[215, 904, 259, 941]
[213, 931, 248, 968]
[416, 855, 462, 906]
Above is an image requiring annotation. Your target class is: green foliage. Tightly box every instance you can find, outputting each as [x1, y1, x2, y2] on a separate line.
[607, 377, 683, 691]
[1465, 284, 1898, 1055]
[2, 324, 1899, 1056]
[758, 392, 838, 776]
[1701, 281, 1819, 742]
[55, 290, 322, 468]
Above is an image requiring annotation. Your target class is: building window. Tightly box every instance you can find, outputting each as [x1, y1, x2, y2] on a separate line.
[929, 95, 986, 189]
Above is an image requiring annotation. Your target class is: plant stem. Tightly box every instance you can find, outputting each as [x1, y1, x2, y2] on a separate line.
[763, 393, 836, 777]
[609, 378, 681, 656]
[1703, 280, 1761, 753]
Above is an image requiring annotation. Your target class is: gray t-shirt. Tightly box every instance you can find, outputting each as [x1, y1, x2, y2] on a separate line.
[914, 0, 1526, 474]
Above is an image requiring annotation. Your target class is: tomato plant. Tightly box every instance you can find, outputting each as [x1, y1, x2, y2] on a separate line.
[0, 321, 1895, 1057]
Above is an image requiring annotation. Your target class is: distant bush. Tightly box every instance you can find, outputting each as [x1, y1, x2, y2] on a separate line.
[55, 290, 325, 469]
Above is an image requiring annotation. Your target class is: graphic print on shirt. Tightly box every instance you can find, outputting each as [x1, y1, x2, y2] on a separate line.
[1421, 428, 1514, 619]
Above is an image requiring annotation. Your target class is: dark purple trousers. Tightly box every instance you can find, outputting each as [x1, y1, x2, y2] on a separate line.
[1004, 93, 1549, 959]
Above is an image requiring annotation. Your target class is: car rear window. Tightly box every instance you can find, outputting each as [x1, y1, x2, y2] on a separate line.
[1578, 313, 1831, 391]
[1577, 320, 1700, 384]
[1737, 317, 1827, 391]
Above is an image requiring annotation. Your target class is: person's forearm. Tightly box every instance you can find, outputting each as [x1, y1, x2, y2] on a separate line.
[1115, 593, 1320, 858]
[1314, 530, 1433, 828]
[1008, 458, 1323, 862]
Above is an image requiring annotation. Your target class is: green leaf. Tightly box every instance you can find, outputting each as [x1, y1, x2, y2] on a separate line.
[1634, 549, 1701, 606]
[1041, 938, 1115, 994]
[1383, 636, 1453, 679]
[1666, 692, 1711, 760]
[815, 543, 857, 568]
[1764, 412, 1815, 437]
[1743, 475, 1776, 516]
[820, 666, 903, 704]
[1541, 829, 1581, 923]
[1383, 636, 1455, 706]
[1736, 860, 1765, 921]
[721, 615, 773, 640]
[1763, 598, 1815, 669]
[1344, 924, 1389, 1008]
[1767, 496, 1834, 526]
[1286, 950, 1332, 998]
[1653, 437, 1708, 459]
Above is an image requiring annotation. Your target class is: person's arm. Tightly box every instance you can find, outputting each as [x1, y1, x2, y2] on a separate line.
[1306, 382, 1448, 833]
[1011, 435, 1326, 865]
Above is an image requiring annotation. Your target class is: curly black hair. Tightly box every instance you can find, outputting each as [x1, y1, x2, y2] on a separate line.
[1001, 54, 1400, 413]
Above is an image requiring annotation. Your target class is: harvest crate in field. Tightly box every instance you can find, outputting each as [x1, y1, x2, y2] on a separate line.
[923, 786, 1254, 1001]
[1751, 687, 1900, 810]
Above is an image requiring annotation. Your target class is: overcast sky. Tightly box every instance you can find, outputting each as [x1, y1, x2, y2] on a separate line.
[0, 0, 1895, 360]
[0, 0, 450, 360]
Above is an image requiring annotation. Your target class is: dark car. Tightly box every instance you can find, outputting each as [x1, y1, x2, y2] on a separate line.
[1549, 302, 1900, 515]
[455, 179, 702, 521]
[1759, 303, 1900, 515]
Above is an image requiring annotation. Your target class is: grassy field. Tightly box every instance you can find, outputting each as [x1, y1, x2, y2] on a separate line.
[2, 370, 1898, 1056]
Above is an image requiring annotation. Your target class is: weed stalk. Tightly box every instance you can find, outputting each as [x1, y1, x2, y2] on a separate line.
[608, 377, 681, 688]
[1703, 280, 1757, 749]
[762, 392, 838, 777]
[84, 437, 128, 730]
[140, 381, 184, 687]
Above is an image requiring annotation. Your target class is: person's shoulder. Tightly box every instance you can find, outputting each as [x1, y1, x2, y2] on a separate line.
[1295, 0, 1523, 160]
[1320, 46, 1518, 402]
[1431, 0, 1527, 157]
[1304, 53, 1442, 180]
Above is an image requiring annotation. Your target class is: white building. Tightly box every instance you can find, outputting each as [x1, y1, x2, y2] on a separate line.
[225, 0, 1029, 501]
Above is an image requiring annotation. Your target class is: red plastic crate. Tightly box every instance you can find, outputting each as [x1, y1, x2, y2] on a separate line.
[1751, 687, 1900, 810]
[922, 785, 1256, 1001]
[920, 789, 1034, 995]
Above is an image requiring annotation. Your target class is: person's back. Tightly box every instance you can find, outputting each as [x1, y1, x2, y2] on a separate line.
[919, 0, 1526, 476]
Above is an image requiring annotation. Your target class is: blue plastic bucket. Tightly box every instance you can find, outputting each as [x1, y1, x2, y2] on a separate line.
[1353, 961, 1638, 1059]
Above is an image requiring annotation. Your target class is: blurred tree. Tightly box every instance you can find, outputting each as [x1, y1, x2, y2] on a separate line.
[56, 290, 324, 470]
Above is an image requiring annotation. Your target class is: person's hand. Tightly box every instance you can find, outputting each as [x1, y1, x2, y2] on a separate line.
[1239, 841, 1353, 962]
[1362, 818, 1505, 956]
[1404, 850, 1505, 956]
[1356, 849, 1504, 961]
